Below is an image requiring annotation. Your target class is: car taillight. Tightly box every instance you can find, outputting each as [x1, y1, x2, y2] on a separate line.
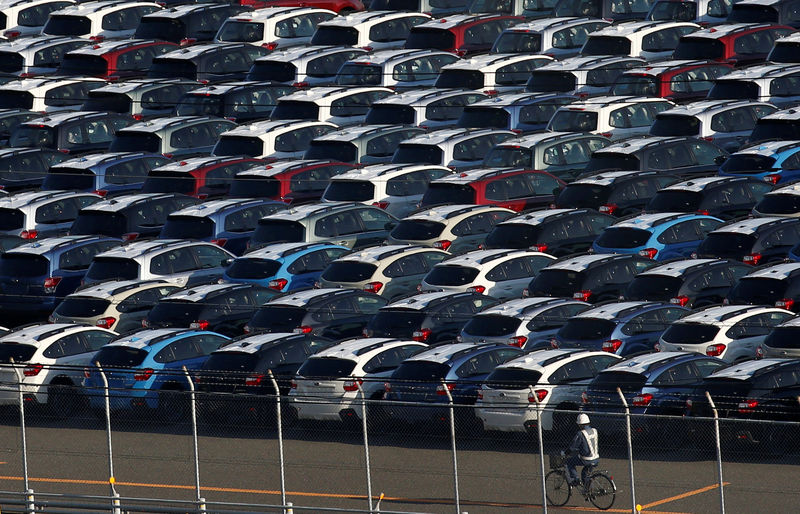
[764, 174, 781, 185]
[581, 391, 588, 404]
[243, 325, 251, 334]
[20, 230, 37, 239]
[776, 298, 794, 310]
[293, 326, 313, 334]
[292, 82, 309, 88]
[638, 248, 658, 259]
[670, 296, 689, 306]
[599, 204, 617, 214]
[134, 368, 153, 381]
[706, 343, 726, 357]
[468, 285, 486, 293]
[372, 201, 389, 209]
[43, 277, 62, 293]
[141, 319, 150, 328]
[83, 367, 91, 379]
[413, 328, 431, 342]
[290, 379, 297, 389]
[743, 253, 762, 265]
[433, 240, 452, 251]
[3, 30, 21, 39]
[343, 378, 363, 392]
[599, 132, 612, 138]
[263, 42, 278, 50]
[602, 339, 622, 353]
[96, 317, 116, 329]
[484, 89, 499, 97]
[477, 389, 483, 400]
[122, 232, 139, 242]
[550, 338, 558, 349]
[508, 335, 527, 348]
[522, 288, 530, 298]
[436, 382, 455, 395]
[92, 189, 108, 197]
[632, 393, 653, 407]
[384, 382, 392, 392]
[211, 238, 227, 247]
[363, 282, 383, 293]
[528, 389, 548, 403]
[269, 278, 288, 291]
[573, 290, 592, 301]
[531, 243, 548, 252]
[132, 114, 144, 121]
[245, 373, 265, 386]
[23, 364, 43, 377]
[190, 320, 210, 330]
[755, 345, 764, 359]
[455, 49, 466, 57]
[738, 399, 758, 414]
[89, 35, 104, 42]
[180, 37, 197, 46]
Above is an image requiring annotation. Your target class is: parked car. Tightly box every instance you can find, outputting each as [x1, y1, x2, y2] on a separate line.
[241, 0, 363, 13]
[246, 45, 368, 86]
[0, 77, 104, 112]
[725, 262, 800, 312]
[0, 147, 69, 192]
[491, 17, 611, 59]
[580, 21, 699, 60]
[394, 128, 515, 171]
[109, 116, 237, 159]
[456, 93, 576, 135]
[57, 39, 178, 80]
[727, 0, 800, 28]
[0, 191, 102, 239]
[645, 0, 731, 25]
[214, 7, 336, 51]
[0, 35, 87, 77]
[336, 48, 459, 89]
[693, 216, 800, 264]
[557, 170, 680, 216]
[142, 156, 264, 198]
[758, 316, 800, 357]
[133, 3, 247, 45]
[646, 176, 772, 220]
[433, 53, 554, 95]
[547, 96, 675, 141]
[367, 89, 487, 129]
[527, 55, 645, 97]
[212, 120, 337, 160]
[706, 63, 800, 108]
[311, 11, 431, 51]
[609, 59, 733, 102]
[404, 14, 523, 56]
[719, 140, 800, 185]
[306, 126, 424, 166]
[753, 181, 800, 217]
[672, 23, 795, 66]
[174, 82, 294, 123]
[42, 1, 162, 41]
[228, 159, 355, 204]
[147, 43, 269, 83]
[767, 31, 800, 62]
[10, 111, 133, 155]
[748, 107, 800, 144]
[553, 0, 656, 21]
[81, 79, 201, 121]
[41, 152, 170, 196]
[368, 0, 466, 17]
[0, 0, 76, 40]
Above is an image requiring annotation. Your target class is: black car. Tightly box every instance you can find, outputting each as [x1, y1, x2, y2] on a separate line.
[0, 109, 40, 145]
[134, 3, 248, 45]
[556, 170, 680, 217]
[8, 111, 134, 156]
[148, 43, 269, 84]
[0, 147, 70, 192]
[525, 253, 653, 303]
[725, 262, 800, 312]
[623, 258, 752, 308]
[174, 81, 294, 123]
[245, 288, 387, 339]
[483, 208, 616, 256]
[694, 217, 800, 265]
[362, 291, 499, 343]
[145, 283, 278, 337]
[646, 176, 773, 220]
[69, 193, 200, 241]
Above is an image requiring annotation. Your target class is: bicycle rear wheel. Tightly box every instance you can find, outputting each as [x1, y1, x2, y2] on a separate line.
[545, 470, 571, 507]
[587, 473, 616, 510]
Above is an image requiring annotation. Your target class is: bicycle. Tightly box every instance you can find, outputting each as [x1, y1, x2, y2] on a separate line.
[544, 453, 617, 510]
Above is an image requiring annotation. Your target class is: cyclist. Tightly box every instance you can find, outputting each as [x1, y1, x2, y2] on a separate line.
[561, 413, 599, 489]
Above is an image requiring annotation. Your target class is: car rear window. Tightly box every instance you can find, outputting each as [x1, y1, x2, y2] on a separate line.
[582, 36, 631, 56]
[769, 41, 800, 63]
[435, 70, 484, 90]
[558, 317, 616, 341]
[148, 59, 197, 80]
[728, 4, 779, 23]
[484, 367, 543, 389]
[696, 232, 756, 258]
[727, 277, 787, 305]
[229, 175, 281, 198]
[135, 18, 186, 41]
[251, 220, 304, 246]
[213, 136, 263, 158]
[707, 80, 759, 101]
[462, 314, 521, 336]
[248, 61, 297, 82]
[483, 147, 531, 168]
[756, 194, 800, 215]
[0, 253, 49, 277]
[557, 184, 610, 208]
[492, 32, 542, 54]
[391, 219, 445, 240]
[53, 296, 111, 317]
[42, 167, 95, 191]
[110, 132, 162, 153]
[420, 183, 475, 206]
[142, 171, 193, 194]
[750, 120, 800, 143]
[297, 356, 357, 377]
[93, 346, 149, 367]
[0, 91, 34, 110]
[405, 28, 456, 50]
[0, 343, 38, 363]
[393, 144, 444, 165]
[0, 52, 24, 73]
[529, 269, 585, 297]
[624, 275, 682, 300]
[582, 153, 640, 175]
[458, 107, 510, 130]
[226, 258, 282, 279]
[660, 322, 720, 344]
[45, 15, 91, 36]
[650, 115, 701, 137]
[720, 154, 776, 174]
[147, 300, 204, 326]
[306, 142, 358, 164]
[270, 101, 319, 120]
[175, 95, 224, 118]
[323, 180, 374, 202]
[424, 265, 479, 286]
[321, 261, 377, 282]
[673, 38, 725, 60]
[70, 211, 127, 237]
[589, 371, 646, 392]
[337, 64, 382, 86]
[647, 190, 700, 212]
[391, 360, 450, 380]
[86, 257, 140, 281]
[763, 326, 800, 349]
[249, 305, 307, 331]
[528, 71, 577, 93]
[59, 55, 108, 77]
[549, 110, 598, 132]
[311, 26, 358, 46]
[367, 309, 427, 337]
[595, 227, 651, 249]
[484, 223, 541, 249]
[366, 104, 415, 125]
[0, 208, 24, 231]
[203, 351, 259, 372]
[160, 216, 215, 239]
[611, 74, 658, 97]
[83, 92, 133, 113]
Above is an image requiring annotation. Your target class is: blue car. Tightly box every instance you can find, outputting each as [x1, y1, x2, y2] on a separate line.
[0, 235, 121, 318]
[592, 212, 723, 261]
[553, 301, 689, 356]
[223, 242, 350, 292]
[84, 328, 231, 416]
[159, 198, 287, 256]
[719, 140, 800, 185]
[41, 152, 171, 197]
[384, 342, 524, 424]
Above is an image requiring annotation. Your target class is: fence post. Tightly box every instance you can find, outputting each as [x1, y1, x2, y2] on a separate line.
[267, 371, 287, 512]
[8, 359, 29, 502]
[616, 387, 636, 514]
[440, 379, 460, 514]
[356, 380, 373, 513]
[705, 391, 725, 514]
[529, 386, 547, 514]
[95, 363, 120, 514]
[181, 366, 202, 509]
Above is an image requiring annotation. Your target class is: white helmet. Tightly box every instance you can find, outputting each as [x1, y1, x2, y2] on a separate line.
[577, 413, 590, 426]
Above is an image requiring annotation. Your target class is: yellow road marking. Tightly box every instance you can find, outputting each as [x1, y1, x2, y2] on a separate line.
[641, 482, 730, 510]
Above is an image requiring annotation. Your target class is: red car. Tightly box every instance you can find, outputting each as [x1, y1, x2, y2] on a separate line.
[229, 159, 357, 204]
[238, 0, 363, 14]
[142, 156, 265, 199]
[610, 59, 733, 102]
[57, 39, 179, 80]
[404, 14, 523, 57]
[672, 23, 795, 67]
[420, 168, 565, 212]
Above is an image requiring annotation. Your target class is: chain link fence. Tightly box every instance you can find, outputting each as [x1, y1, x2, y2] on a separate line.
[0, 366, 798, 513]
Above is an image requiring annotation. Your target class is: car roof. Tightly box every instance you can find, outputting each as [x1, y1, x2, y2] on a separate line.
[544, 253, 627, 270]
[479, 297, 583, 318]
[590, 20, 698, 37]
[405, 342, 497, 363]
[708, 358, 789, 379]
[256, 45, 366, 63]
[504, 16, 606, 33]
[716, 63, 800, 80]
[413, 13, 518, 30]
[602, 351, 695, 375]
[214, 332, 307, 354]
[52, 0, 159, 16]
[143, 3, 228, 17]
[741, 262, 800, 279]
[684, 22, 784, 40]
[335, 245, 429, 264]
[498, 208, 590, 227]
[405, 204, 511, 222]
[572, 170, 654, 185]
[0, 323, 99, 345]
[67, 38, 164, 55]
[312, 337, 416, 360]
[331, 163, 450, 181]
[170, 199, 274, 218]
[153, 155, 251, 172]
[241, 242, 341, 260]
[661, 176, 744, 192]
[320, 10, 428, 27]
[536, 55, 644, 72]
[679, 304, 777, 323]
[347, 48, 453, 65]
[121, 115, 225, 133]
[313, 125, 419, 143]
[499, 349, 617, 373]
[735, 140, 800, 156]
[162, 282, 250, 302]
[385, 291, 477, 309]
[441, 53, 552, 72]
[267, 287, 354, 306]
[712, 217, 788, 234]
[54, 151, 153, 170]
[404, 127, 514, 147]
[96, 239, 210, 259]
[220, 119, 334, 139]
[69, 279, 170, 299]
[81, 193, 177, 212]
[235, 159, 345, 178]
[438, 249, 550, 268]
[375, 89, 484, 106]
[431, 165, 535, 185]
[622, 59, 720, 76]
[638, 258, 724, 277]
[280, 86, 393, 103]
[576, 301, 661, 320]
[609, 212, 708, 231]
[497, 131, 599, 149]
[660, 99, 772, 117]
[6, 235, 113, 256]
[227, 6, 334, 22]
[108, 328, 199, 349]
[264, 202, 362, 221]
[89, 78, 198, 94]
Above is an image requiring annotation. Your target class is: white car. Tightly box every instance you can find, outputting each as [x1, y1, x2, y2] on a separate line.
[212, 120, 338, 160]
[0, 0, 75, 40]
[0, 323, 117, 415]
[547, 95, 675, 141]
[420, 248, 556, 300]
[215, 6, 336, 50]
[658, 305, 795, 362]
[0, 77, 104, 112]
[289, 337, 426, 421]
[476, 349, 622, 433]
[42, 0, 161, 41]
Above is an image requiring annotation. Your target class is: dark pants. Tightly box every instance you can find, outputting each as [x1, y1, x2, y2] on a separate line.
[566, 455, 598, 485]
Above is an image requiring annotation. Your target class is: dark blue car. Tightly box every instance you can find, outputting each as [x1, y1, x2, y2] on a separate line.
[41, 152, 171, 197]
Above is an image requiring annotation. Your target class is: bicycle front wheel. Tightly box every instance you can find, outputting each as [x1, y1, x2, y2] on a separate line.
[545, 470, 571, 507]
[587, 473, 616, 510]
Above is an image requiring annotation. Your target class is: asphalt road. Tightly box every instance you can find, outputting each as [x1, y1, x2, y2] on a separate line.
[0, 407, 796, 514]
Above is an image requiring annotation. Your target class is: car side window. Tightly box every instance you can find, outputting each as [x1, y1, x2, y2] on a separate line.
[363, 346, 408, 373]
[191, 245, 229, 269]
[734, 30, 776, 56]
[653, 361, 699, 386]
[151, 248, 196, 274]
[43, 333, 89, 358]
[621, 310, 667, 335]
[315, 211, 361, 237]
[353, 293, 384, 314]
[549, 357, 597, 384]
[35, 198, 81, 224]
[356, 208, 393, 231]
[455, 351, 496, 378]
[119, 286, 177, 312]
[694, 359, 727, 377]
[141, 85, 187, 110]
[726, 312, 790, 339]
[82, 330, 116, 351]
[59, 245, 97, 271]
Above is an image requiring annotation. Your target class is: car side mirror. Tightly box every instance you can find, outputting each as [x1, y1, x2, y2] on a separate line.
[385, 222, 397, 231]
[552, 187, 561, 200]
[714, 155, 727, 165]
[221, 258, 234, 267]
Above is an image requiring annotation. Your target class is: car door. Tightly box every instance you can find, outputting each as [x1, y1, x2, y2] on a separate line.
[116, 285, 179, 332]
[185, 244, 234, 285]
[525, 303, 590, 349]
[724, 311, 794, 361]
[546, 355, 609, 417]
[353, 207, 396, 249]
[317, 295, 374, 339]
[34, 195, 99, 238]
[56, 240, 118, 295]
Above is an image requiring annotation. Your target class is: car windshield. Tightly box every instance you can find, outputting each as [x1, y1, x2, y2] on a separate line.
[420, 183, 475, 206]
[148, 59, 197, 80]
[582, 36, 631, 56]
[405, 28, 456, 50]
[650, 115, 701, 136]
[83, 92, 132, 113]
[529, 269, 586, 297]
[213, 136, 263, 158]
[549, 110, 598, 132]
[424, 265, 479, 286]
[462, 314, 521, 336]
[697, 232, 756, 258]
[660, 322, 719, 344]
[527, 71, 576, 93]
[624, 274, 682, 300]
[673, 38, 725, 60]
[306, 142, 358, 163]
[366, 105, 415, 125]
[226, 258, 282, 279]
[583, 153, 640, 174]
[0, 92, 34, 110]
[93, 346, 149, 367]
[750, 120, 800, 143]
[217, 21, 264, 43]
[175, 95, 224, 117]
[756, 194, 800, 215]
[142, 171, 193, 194]
[589, 371, 646, 392]
[484, 367, 543, 389]
[367, 309, 426, 337]
[391, 219, 445, 240]
[336, 64, 382, 86]
[720, 154, 776, 173]
[0, 343, 38, 363]
[251, 220, 305, 246]
[557, 184, 610, 208]
[323, 180, 374, 201]
[311, 26, 358, 46]
[248, 61, 297, 82]
[611, 74, 658, 97]
[763, 327, 800, 349]
[270, 101, 319, 120]
[492, 32, 542, 54]
[707, 80, 759, 100]
[135, 19, 187, 41]
[228, 175, 280, 198]
[160, 216, 215, 239]
[85, 257, 140, 281]
[0, 253, 48, 277]
[391, 360, 450, 380]
[59, 55, 107, 77]
[484, 223, 540, 249]
[45, 15, 90, 36]
[435, 70, 484, 90]
[53, 296, 111, 317]
[321, 261, 377, 282]
[70, 211, 127, 237]
[728, 4, 779, 23]
[459, 107, 510, 130]
[769, 42, 800, 63]
[483, 147, 532, 168]
[595, 227, 651, 249]
[110, 132, 162, 153]
[558, 318, 616, 341]
[727, 277, 786, 305]
[393, 144, 444, 165]
[42, 167, 94, 191]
